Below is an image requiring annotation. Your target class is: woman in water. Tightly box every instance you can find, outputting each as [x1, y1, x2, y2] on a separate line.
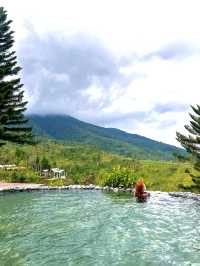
[134, 180, 150, 201]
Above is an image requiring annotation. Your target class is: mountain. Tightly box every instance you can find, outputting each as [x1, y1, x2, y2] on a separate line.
[28, 114, 185, 160]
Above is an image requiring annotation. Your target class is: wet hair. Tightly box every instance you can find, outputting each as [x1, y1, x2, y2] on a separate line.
[135, 180, 145, 196]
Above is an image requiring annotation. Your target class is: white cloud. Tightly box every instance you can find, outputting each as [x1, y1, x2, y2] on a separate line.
[104, 55, 200, 145]
[1, 0, 200, 146]
[3, 0, 200, 53]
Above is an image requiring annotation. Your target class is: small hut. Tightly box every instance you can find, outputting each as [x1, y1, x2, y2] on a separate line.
[50, 168, 65, 179]
[42, 169, 49, 178]
[41, 168, 66, 179]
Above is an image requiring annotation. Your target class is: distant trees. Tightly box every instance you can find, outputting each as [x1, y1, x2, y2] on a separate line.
[176, 105, 200, 191]
[172, 152, 188, 162]
[30, 155, 51, 172]
[15, 147, 26, 164]
[0, 7, 33, 146]
[41, 156, 51, 170]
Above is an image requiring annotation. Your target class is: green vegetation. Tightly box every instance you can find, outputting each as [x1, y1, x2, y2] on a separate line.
[177, 104, 200, 192]
[0, 7, 33, 146]
[0, 168, 39, 183]
[102, 166, 137, 188]
[28, 114, 185, 160]
[0, 140, 195, 192]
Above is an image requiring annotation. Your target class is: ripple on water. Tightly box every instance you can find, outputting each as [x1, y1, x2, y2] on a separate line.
[0, 191, 200, 266]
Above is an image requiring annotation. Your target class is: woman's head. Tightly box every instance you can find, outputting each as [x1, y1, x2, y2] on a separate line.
[135, 180, 145, 193]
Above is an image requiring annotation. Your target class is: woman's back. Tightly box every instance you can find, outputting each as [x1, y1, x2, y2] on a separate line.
[134, 180, 150, 202]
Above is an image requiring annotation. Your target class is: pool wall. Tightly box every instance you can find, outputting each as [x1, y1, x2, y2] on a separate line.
[0, 184, 200, 201]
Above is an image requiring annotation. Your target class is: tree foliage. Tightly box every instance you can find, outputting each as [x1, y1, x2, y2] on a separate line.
[102, 166, 137, 188]
[176, 105, 200, 190]
[41, 156, 51, 170]
[0, 7, 32, 146]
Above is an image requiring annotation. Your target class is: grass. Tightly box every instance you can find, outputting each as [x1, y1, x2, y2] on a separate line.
[137, 160, 194, 192]
[0, 141, 197, 192]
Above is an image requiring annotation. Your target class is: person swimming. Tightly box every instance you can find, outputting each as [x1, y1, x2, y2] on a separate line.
[134, 180, 150, 202]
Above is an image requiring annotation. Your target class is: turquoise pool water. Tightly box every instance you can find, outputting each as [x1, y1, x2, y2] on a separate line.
[0, 191, 200, 266]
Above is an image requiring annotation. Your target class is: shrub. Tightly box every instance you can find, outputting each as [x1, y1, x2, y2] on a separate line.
[83, 174, 95, 185]
[101, 166, 137, 188]
[47, 179, 65, 186]
[10, 170, 39, 183]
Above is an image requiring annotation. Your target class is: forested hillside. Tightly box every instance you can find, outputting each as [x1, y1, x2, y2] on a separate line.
[28, 114, 185, 160]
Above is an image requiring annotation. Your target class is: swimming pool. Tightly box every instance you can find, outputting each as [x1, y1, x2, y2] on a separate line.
[0, 190, 199, 265]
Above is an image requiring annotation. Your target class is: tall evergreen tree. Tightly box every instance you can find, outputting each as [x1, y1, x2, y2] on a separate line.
[0, 7, 32, 146]
[176, 105, 200, 190]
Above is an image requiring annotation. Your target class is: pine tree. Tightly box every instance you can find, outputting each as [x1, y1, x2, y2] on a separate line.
[176, 105, 200, 190]
[41, 156, 51, 170]
[0, 7, 33, 146]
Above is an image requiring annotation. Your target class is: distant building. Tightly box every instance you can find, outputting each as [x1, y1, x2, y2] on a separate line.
[50, 168, 65, 179]
[0, 164, 25, 170]
[41, 168, 66, 179]
[42, 169, 49, 178]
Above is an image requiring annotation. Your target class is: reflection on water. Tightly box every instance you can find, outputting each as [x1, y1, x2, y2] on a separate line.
[0, 191, 200, 266]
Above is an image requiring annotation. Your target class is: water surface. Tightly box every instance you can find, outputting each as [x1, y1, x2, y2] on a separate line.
[0, 191, 200, 266]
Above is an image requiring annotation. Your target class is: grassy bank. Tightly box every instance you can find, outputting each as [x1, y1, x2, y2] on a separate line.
[0, 141, 195, 192]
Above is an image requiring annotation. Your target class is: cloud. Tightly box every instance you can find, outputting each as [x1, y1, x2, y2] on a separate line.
[18, 29, 131, 116]
[153, 103, 187, 114]
[144, 43, 197, 61]
[87, 111, 149, 127]
[3, 0, 199, 146]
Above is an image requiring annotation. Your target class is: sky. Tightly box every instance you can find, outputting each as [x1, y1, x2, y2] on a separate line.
[1, 0, 200, 146]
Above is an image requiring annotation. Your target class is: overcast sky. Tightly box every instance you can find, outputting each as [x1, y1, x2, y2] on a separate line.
[2, 0, 200, 146]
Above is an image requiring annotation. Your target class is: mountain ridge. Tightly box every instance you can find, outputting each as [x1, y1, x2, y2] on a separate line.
[28, 114, 185, 160]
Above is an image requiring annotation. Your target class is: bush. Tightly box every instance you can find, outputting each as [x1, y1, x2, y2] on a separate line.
[10, 170, 39, 183]
[0, 169, 39, 183]
[83, 174, 95, 185]
[47, 179, 65, 186]
[101, 166, 137, 188]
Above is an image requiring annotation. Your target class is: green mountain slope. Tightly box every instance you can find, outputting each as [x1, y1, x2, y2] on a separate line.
[28, 114, 185, 160]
